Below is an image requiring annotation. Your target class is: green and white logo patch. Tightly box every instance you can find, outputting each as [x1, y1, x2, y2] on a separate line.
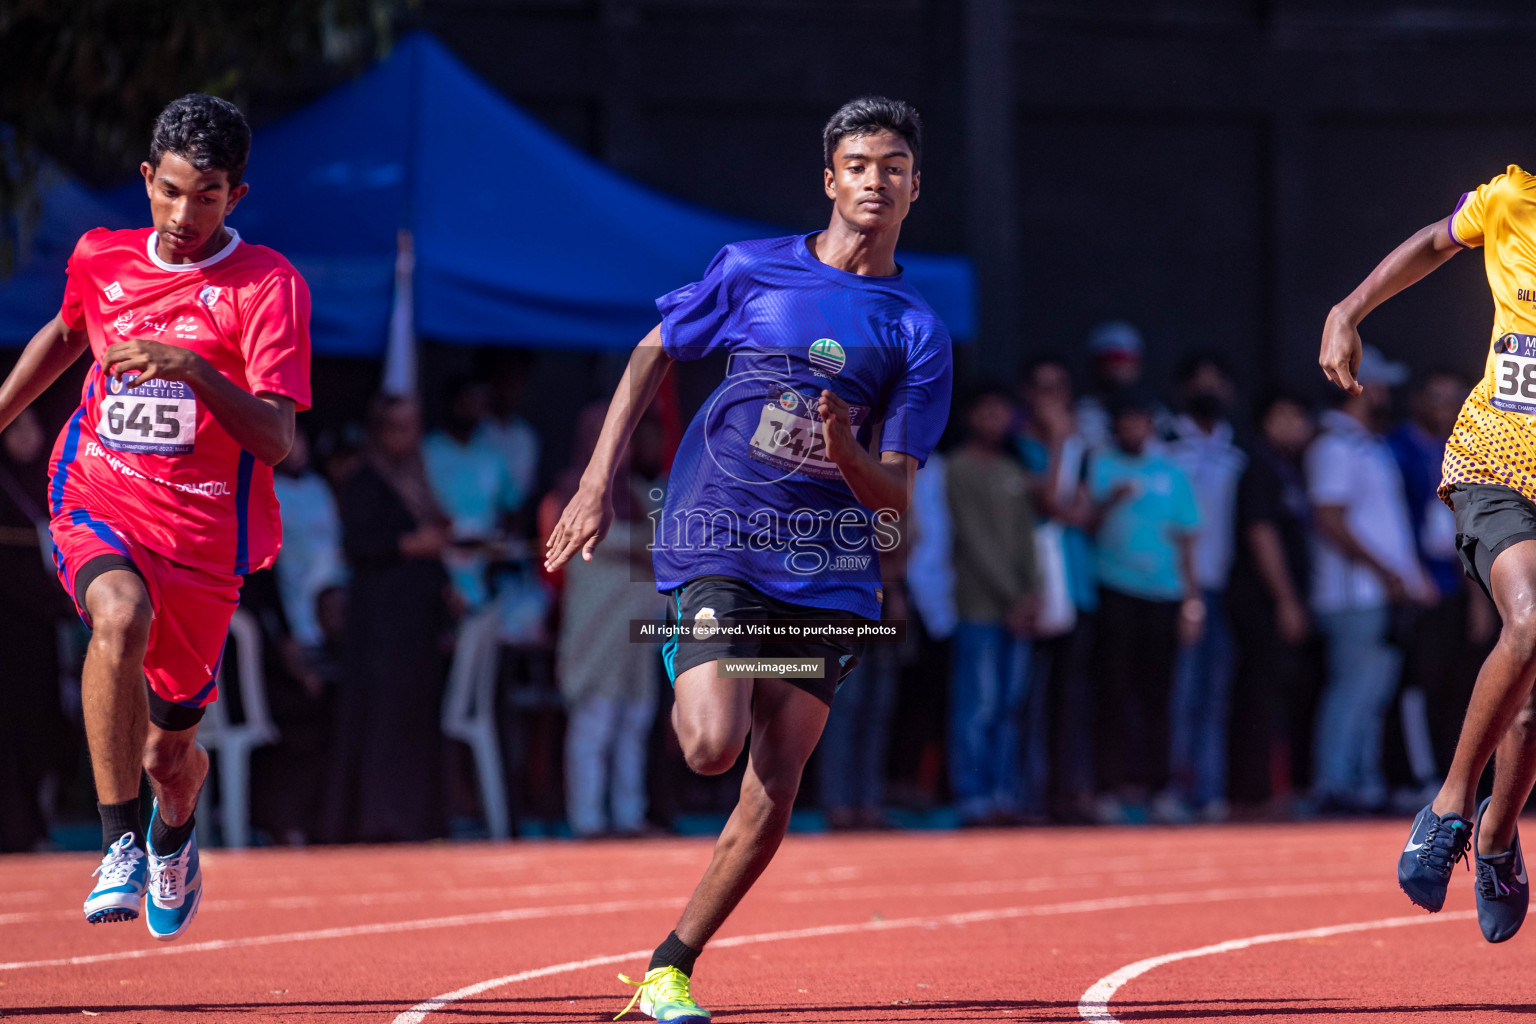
[808, 338, 846, 375]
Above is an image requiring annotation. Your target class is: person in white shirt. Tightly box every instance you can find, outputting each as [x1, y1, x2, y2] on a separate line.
[272, 428, 346, 649]
[1166, 354, 1248, 821]
[1307, 345, 1432, 811]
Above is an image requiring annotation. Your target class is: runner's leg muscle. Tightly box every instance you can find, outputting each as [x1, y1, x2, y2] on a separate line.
[673, 677, 829, 950]
[81, 569, 153, 804]
[672, 660, 753, 775]
[1435, 539, 1536, 821]
[144, 724, 208, 829]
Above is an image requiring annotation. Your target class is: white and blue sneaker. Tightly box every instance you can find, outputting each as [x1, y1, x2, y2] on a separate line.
[1473, 795, 1529, 943]
[1398, 802, 1472, 912]
[84, 833, 148, 924]
[145, 803, 203, 941]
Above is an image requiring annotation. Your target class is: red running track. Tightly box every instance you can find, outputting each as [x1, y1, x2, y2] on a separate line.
[1, 821, 1531, 1022]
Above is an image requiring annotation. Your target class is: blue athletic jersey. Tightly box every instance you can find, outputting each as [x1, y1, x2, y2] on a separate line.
[650, 233, 953, 618]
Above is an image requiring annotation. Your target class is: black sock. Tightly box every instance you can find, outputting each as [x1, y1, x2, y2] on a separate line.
[150, 808, 195, 857]
[99, 799, 143, 854]
[648, 931, 701, 976]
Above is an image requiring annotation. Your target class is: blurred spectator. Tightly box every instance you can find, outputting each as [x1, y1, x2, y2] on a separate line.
[482, 351, 540, 512]
[1088, 389, 1202, 822]
[892, 447, 957, 809]
[946, 387, 1038, 825]
[905, 450, 957, 643]
[424, 375, 521, 610]
[1307, 346, 1430, 813]
[1228, 393, 1316, 810]
[272, 426, 346, 650]
[1076, 321, 1172, 450]
[323, 395, 454, 843]
[821, 520, 910, 830]
[0, 408, 70, 851]
[549, 404, 665, 838]
[244, 566, 333, 846]
[1386, 368, 1473, 802]
[1166, 354, 1247, 821]
[1014, 356, 1099, 821]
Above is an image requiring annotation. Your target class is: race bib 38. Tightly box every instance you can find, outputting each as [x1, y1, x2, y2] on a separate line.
[99, 375, 196, 455]
[1492, 333, 1536, 415]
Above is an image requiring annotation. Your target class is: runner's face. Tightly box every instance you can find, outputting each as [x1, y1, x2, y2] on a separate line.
[141, 152, 248, 261]
[824, 130, 917, 232]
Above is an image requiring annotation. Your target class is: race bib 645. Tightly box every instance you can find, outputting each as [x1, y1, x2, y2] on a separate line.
[98, 374, 196, 455]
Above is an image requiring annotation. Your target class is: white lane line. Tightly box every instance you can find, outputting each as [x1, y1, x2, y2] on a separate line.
[0, 860, 1376, 926]
[0, 897, 683, 972]
[390, 879, 1394, 1023]
[1076, 909, 1478, 1022]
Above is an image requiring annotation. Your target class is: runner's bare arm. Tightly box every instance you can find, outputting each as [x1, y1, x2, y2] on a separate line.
[0, 313, 91, 434]
[544, 324, 674, 572]
[102, 337, 295, 465]
[818, 388, 915, 514]
[1321, 216, 1463, 395]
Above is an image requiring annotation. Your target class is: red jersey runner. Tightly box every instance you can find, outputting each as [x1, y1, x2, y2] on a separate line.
[50, 227, 311, 576]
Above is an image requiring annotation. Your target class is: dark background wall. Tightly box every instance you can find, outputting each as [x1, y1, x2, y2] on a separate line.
[421, 0, 1536, 408]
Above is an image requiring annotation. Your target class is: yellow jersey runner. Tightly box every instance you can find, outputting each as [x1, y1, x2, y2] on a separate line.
[1441, 165, 1536, 503]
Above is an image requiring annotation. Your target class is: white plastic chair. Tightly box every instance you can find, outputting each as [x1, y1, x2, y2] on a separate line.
[441, 606, 510, 839]
[196, 608, 280, 848]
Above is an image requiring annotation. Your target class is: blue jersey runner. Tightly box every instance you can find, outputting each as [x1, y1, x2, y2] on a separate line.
[649, 233, 952, 619]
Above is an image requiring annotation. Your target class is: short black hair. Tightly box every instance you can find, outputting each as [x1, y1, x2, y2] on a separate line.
[1176, 349, 1233, 385]
[148, 94, 252, 187]
[1106, 385, 1160, 420]
[823, 96, 923, 170]
[1018, 354, 1074, 388]
[1254, 388, 1312, 422]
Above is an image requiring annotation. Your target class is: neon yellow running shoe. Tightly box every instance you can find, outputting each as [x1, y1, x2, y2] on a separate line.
[614, 966, 712, 1023]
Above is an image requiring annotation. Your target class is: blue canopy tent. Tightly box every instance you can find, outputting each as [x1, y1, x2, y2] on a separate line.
[2, 33, 974, 355]
[0, 159, 134, 344]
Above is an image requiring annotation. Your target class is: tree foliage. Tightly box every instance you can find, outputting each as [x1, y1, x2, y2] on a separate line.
[0, 0, 418, 274]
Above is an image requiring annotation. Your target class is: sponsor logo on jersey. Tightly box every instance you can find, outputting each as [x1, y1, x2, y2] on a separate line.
[103, 281, 124, 302]
[808, 338, 846, 376]
[692, 606, 720, 640]
[199, 285, 222, 308]
[1519, 288, 1536, 306]
[113, 310, 136, 336]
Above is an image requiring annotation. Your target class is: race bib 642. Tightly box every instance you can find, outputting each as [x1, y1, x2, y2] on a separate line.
[98, 374, 196, 455]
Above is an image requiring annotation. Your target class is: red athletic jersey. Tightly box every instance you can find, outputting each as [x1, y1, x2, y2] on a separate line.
[50, 227, 312, 575]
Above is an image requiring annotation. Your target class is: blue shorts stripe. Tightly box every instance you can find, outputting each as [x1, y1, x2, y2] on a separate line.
[69, 508, 130, 556]
[233, 450, 254, 574]
[177, 674, 218, 708]
[49, 379, 94, 517]
[662, 588, 682, 686]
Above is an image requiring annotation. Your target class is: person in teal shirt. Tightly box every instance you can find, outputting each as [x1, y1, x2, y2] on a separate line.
[1087, 388, 1203, 823]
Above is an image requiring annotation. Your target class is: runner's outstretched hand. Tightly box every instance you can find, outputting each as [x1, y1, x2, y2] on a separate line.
[545, 483, 613, 572]
[1319, 310, 1364, 396]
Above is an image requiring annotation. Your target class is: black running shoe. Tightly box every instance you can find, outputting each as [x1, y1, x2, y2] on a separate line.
[1398, 802, 1472, 912]
[1473, 795, 1528, 943]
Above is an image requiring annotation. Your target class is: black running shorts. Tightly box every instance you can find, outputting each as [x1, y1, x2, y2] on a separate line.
[1449, 483, 1536, 601]
[661, 575, 868, 706]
